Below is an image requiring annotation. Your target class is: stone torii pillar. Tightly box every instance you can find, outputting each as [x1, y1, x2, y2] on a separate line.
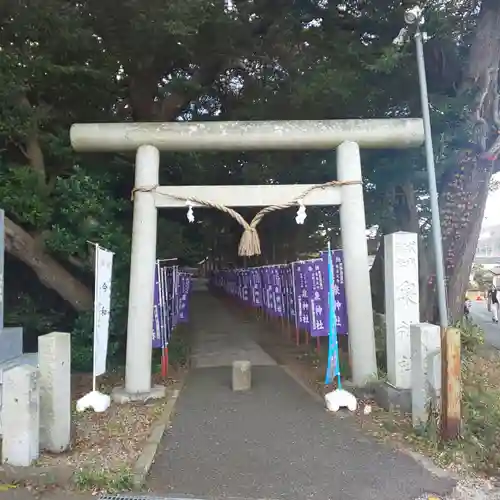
[71, 119, 424, 399]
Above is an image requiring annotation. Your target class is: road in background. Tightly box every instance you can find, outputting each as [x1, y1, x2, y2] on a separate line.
[470, 300, 500, 350]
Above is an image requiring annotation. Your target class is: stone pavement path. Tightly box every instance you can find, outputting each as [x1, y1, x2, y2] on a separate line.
[147, 292, 456, 500]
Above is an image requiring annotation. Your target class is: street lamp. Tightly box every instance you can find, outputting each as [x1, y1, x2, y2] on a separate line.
[394, 7, 449, 330]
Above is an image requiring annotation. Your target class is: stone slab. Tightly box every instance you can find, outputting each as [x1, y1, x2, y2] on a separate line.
[410, 323, 441, 428]
[0, 353, 38, 436]
[0, 327, 23, 365]
[0, 353, 38, 385]
[111, 384, 166, 404]
[39, 332, 71, 453]
[232, 360, 251, 391]
[373, 381, 412, 413]
[384, 231, 419, 390]
[1, 364, 40, 466]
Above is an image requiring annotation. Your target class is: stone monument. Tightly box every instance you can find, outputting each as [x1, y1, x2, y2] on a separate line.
[38, 332, 71, 452]
[410, 323, 441, 428]
[375, 231, 420, 412]
[1, 364, 40, 466]
[0, 209, 37, 437]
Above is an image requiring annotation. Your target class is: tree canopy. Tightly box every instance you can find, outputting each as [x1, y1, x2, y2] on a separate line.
[1, 0, 499, 367]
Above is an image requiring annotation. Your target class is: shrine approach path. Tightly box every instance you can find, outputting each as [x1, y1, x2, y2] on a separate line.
[146, 289, 455, 500]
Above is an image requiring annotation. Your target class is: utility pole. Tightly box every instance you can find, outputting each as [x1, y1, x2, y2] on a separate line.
[394, 5, 461, 440]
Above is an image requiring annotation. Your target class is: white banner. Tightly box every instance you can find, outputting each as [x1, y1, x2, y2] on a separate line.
[94, 245, 114, 378]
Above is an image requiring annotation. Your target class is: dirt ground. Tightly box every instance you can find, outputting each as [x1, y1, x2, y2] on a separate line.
[37, 367, 185, 473]
[1, 365, 186, 497]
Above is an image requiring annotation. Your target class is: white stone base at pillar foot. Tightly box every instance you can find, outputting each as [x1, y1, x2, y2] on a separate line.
[111, 384, 167, 404]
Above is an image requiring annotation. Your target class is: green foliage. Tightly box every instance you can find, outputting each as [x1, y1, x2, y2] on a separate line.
[0, 165, 52, 228]
[458, 317, 485, 354]
[0, 0, 491, 368]
[373, 312, 387, 376]
[73, 467, 133, 492]
[48, 166, 130, 259]
[412, 321, 500, 473]
[167, 328, 190, 367]
[4, 291, 66, 339]
[470, 264, 493, 290]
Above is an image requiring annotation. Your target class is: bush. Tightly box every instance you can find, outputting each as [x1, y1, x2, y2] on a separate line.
[373, 312, 387, 376]
[167, 326, 190, 366]
[457, 317, 484, 354]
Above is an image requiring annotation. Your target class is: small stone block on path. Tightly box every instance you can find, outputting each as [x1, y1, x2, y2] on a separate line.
[232, 360, 251, 391]
[1, 364, 40, 466]
[38, 332, 71, 453]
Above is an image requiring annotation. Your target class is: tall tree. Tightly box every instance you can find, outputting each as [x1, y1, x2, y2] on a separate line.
[1, 0, 497, 351]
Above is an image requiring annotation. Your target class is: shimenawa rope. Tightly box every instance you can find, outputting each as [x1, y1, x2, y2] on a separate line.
[131, 180, 361, 257]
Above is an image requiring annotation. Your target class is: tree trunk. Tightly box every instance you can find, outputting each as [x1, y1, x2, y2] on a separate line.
[426, 154, 493, 322]
[4, 217, 93, 312]
[423, 0, 500, 323]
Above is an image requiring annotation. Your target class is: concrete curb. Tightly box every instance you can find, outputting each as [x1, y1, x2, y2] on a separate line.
[132, 380, 185, 490]
[0, 463, 74, 488]
[280, 364, 324, 404]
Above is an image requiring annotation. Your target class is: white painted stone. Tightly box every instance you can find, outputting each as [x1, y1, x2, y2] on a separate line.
[38, 332, 71, 453]
[384, 231, 419, 389]
[410, 323, 440, 428]
[1, 364, 39, 466]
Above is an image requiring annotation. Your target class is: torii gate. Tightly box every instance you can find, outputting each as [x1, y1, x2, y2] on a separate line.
[70, 119, 424, 400]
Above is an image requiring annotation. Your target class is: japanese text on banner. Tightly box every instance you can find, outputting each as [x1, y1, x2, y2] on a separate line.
[94, 246, 114, 377]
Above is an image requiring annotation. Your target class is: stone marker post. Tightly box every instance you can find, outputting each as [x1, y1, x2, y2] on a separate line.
[39, 332, 71, 452]
[1, 364, 39, 466]
[410, 323, 441, 427]
[384, 232, 420, 390]
[232, 360, 251, 391]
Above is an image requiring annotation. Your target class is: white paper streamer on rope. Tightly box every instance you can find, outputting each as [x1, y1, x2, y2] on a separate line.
[186, 200, 195, 223]
[295, 199, 307, 224]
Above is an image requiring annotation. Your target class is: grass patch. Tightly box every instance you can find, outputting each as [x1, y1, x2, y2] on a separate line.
[73, 467, 133, 492]
[168, 326, 190, 366]
[374, 319, 500, 475]
[152, 324, 191, 374]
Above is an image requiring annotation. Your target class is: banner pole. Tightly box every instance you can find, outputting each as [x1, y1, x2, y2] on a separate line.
[92, 244, 100, 393]
[290, 263, 300, 346]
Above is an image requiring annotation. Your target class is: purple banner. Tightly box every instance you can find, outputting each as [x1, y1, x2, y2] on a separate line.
[152, 264, 162, 348]
[321, 250, 348, 335]
[209, 249, 348, 336]
[293, 262, 310, 330]
[308, 258, 328, 337]
[286, 265, 296, 323]
[178, 273, 192, 322]
[152, 263, 193, 348]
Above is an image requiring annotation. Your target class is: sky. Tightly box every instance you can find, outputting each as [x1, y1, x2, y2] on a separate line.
[483, 173, 500, 229]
